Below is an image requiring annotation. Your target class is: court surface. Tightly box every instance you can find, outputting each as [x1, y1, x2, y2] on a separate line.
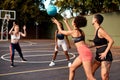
[0, 40, 120, 80]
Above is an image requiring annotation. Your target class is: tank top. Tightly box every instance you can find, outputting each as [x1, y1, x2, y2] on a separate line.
[11, 32, 20, 40]
[93, 27, 108, 46]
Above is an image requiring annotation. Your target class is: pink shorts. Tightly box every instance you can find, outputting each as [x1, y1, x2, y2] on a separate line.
[77, 45, 93, 61]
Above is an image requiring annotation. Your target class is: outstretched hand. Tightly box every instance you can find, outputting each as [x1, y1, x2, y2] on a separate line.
[63, 18, 68, 23]
[23, 25, 26, 30]
[12, 21, 16, 28]
[51, 17, 59, 25]
[51, 17, 63, 33]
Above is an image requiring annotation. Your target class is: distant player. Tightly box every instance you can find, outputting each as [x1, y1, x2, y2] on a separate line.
[9, 20, 27, 67]
[49, 22, 71, 67]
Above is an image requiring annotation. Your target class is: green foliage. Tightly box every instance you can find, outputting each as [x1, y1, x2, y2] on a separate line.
[0, 0, 119, 39]
[55, 0, 120, 15]
[0, 0, 50, 25]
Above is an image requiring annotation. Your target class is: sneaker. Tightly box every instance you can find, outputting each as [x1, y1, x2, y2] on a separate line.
[49, 61, 55, 67]
[10, 64, 15, 68]
[68, 62, 72, 67]
[21, 59, 27, 62]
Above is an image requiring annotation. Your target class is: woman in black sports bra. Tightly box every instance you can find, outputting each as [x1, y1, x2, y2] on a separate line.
[91, 14, 114, 80]
[52, 16, 96, 80]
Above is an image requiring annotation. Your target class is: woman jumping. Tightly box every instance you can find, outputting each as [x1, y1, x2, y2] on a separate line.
[52, 16, 96, 80]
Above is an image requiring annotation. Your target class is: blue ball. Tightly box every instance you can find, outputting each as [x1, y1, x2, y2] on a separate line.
[46, 5, 57, 16]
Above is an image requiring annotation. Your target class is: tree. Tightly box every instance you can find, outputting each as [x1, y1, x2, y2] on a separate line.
[0, 0, 56, 39]
[54, 0, 120, 16]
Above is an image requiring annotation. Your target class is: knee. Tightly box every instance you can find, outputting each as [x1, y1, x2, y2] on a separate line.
[69, 66, 75, 73]
[54, 51, 58, 54]
[64, 51, 68, 54]
[64, 51, 69, 56]
[101, 73, 109, 80]
[92, 69, 95, 76]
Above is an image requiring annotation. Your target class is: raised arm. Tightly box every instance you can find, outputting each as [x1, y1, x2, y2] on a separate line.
[63, 19, 72, 31]
[51, 18, 73, 36]
[65, 36, 71, 49]
[20, 25, 26, 37]
[9, 22, 16, 34]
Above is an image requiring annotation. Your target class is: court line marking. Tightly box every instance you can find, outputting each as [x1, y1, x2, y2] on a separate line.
[113, 59, 120, 62]
[1, 49, 120, 63]
[0, 66, 68, 77]
[0, 48, 54, 52]
[0, 60, 119, 77]
[0, 41, 54, 47]
[1, 50, 76, 63]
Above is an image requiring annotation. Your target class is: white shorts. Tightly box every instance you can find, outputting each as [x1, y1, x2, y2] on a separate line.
[55, 39, 67, 51]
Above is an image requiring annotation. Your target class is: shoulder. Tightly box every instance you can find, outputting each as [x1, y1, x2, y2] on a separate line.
[10, 31, 15, 35]
[98, 27, 109, 38]
[98, 27, 105, 34]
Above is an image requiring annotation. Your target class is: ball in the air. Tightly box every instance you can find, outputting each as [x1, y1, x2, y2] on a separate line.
[46, 5, 57, 16]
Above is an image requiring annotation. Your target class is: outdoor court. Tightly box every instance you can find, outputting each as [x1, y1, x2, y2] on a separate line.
[0, 40, 120, 80]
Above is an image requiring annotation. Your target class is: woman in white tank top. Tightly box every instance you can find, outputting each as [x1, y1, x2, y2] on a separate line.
[9, 21, 27, 67]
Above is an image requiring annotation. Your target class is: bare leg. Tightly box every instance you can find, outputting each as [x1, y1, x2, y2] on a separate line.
[92, 60, 101, 75]
[64, 51, 70, 61]
[69, 57, 82, 80]
[52, 51, 58, 61]
[82, 61, 96, 80]
[101, 61, 112, 80]
[49, 51, 58, 66]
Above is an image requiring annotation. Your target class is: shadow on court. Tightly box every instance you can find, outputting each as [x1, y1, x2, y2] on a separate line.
[0, 40, 120, 80]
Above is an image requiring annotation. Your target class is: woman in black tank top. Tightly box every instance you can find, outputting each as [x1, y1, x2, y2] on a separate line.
[91, 14, 114, 80]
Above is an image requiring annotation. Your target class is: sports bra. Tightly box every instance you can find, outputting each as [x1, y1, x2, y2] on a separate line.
[11, 32, 20, 40]
[72, 36, 85, 43]
[57, 34, 64, 40]
[72, 29, 85, 43]
[93, 27, 108, 46]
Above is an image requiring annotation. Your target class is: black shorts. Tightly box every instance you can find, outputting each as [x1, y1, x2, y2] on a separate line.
[95, 45, 113, 62]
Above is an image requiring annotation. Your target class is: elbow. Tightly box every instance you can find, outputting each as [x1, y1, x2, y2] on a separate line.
[23, 34, 26, 37]
[109, 39, 114, 45]
[9, 32, 11, 35]
[112, 39, 114, 44]
[59, 30, 63, 34]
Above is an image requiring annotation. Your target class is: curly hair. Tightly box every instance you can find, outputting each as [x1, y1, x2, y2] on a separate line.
[94, 14, 104, 25]
[74, 16, 87, 28]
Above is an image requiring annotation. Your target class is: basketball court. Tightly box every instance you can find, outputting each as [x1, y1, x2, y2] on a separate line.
[0, 40, 120, 80]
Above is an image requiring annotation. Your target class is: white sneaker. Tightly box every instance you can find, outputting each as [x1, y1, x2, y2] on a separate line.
[68, 62, 72, 67]
[49, 61, 55, 67]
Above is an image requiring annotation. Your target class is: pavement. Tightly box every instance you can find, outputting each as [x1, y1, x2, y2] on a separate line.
[0, 40, 120, 80]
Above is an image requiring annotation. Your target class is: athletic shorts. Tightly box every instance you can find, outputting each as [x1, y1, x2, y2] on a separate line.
[55, 39, 67, 51]
[77, 45, 93, 61]
[95, 45, 113, 62]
